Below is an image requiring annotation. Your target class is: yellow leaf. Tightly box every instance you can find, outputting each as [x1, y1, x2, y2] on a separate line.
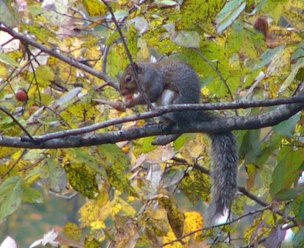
[163, 229, 184, 248]
[83, 0, 108, 16]
[91, 220, 106, 229]
[146, 145, 175, 164]
[63, 222, 82, 242]
[118, 0, 129, 5]
[201, 86, 210, 96]
[163, 211, 205, 246]
[159, 196, 185, 239]
[184, 211, 204, 240]
[137, 38, 150, 60]
[35, 65, 55, 87]
[246, 163, 258, 190]
[179, 134, 209, 164]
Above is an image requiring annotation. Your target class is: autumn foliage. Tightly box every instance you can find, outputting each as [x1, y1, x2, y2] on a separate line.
[0, 0, 303, 247]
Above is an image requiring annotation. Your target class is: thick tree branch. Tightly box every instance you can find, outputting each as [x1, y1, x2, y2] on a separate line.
[0, 96, 303, 148]
[0, 22, 118, 89]
[19, 94, 304, 143]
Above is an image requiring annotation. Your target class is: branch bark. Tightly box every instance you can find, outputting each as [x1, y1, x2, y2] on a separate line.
[12, 94, 302, 143]
[0, 97, 303, 149]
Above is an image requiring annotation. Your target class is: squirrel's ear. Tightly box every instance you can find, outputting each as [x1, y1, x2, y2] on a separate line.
[133, 62, 142, 73]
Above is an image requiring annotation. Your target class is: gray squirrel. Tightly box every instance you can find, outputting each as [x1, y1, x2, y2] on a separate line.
[119, 60, 238, 218]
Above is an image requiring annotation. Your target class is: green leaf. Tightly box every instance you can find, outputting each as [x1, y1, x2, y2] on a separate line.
[253, 46, 285, 70]
[158, 196, 184, 239]
[108, 10, 128, 21]
[291, 42, 304, 61]
[273, 112, 301, 137]
[270, 148, 304, 197]
[275, 188, 304, 201]
[22, 183, 43, 203]
[0, 176, 22, 221]
[105, 29, 120, 46]
[40, 157, 67, 192]
[0, 0, 18, 26]
[22, 24, 57, 42]
[173, 134, 189, 151]
[84, 237, 100, 248]
[216, 0, 246, 34]
[71, 148, 100, 173]
[238, 129, 261, 163]
[0, 176, 20, 201]
[35, 65, 55, 87]
[170, 31, 200, 48]
[98, 144, 136, 195]
[136, 136, 156, 153]
[278, 61, 304, 94]
[98, 144, 129, 167]
[298, 201, 304, 222]
[53, 87, 82, 109]
[256, 134, 282, 166]
[179, 169, 210, 204]
[293, 227, 304, 247]
[0, 52, 19, 67]
[155, 0, 178, 7]
[106, 43, 128, 78]
[64, 163, 99, 199]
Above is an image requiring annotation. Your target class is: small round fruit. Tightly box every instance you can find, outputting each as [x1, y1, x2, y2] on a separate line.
[15, 89, 28, 102]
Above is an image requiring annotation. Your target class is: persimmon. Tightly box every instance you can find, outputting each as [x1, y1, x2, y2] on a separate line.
[15, 89, 28, 102]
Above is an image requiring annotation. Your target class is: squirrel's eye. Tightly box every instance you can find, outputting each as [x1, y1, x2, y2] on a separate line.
[125, 75, 132, 83]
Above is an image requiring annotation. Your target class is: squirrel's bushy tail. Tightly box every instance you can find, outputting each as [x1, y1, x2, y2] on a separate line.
[208, 132, 238, 218]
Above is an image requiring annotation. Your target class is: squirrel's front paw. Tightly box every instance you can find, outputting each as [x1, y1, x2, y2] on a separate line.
[113, 101, 127, 111]
[94, 99, 126, 111]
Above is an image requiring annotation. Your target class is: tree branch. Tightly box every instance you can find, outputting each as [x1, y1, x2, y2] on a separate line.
[21, 94, 304, 143]
[0, 22, 119, 89]
[0, 95, 303, 148]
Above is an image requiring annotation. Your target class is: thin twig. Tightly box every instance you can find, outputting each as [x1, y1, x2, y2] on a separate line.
[101, 0, 154, 109]
[239, 187, 296, 223]
[173, 158, 297, 228]
[26, 48, 42, 103]
[0, 22, 118, 89]
[1, 149, 27, 179]
[238, 187, 268, 207]
[162, 206, 272, 247]
[192, 166, 296, 224]
[121, 0, 150, 23]
[102, 44, 111, 75]
[193, 48, 238, 115]
[0, 36, 15, 47]
[0, 51, 44, 94]
[32, 103, 72, 129]
[0, 107, 34, 141]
